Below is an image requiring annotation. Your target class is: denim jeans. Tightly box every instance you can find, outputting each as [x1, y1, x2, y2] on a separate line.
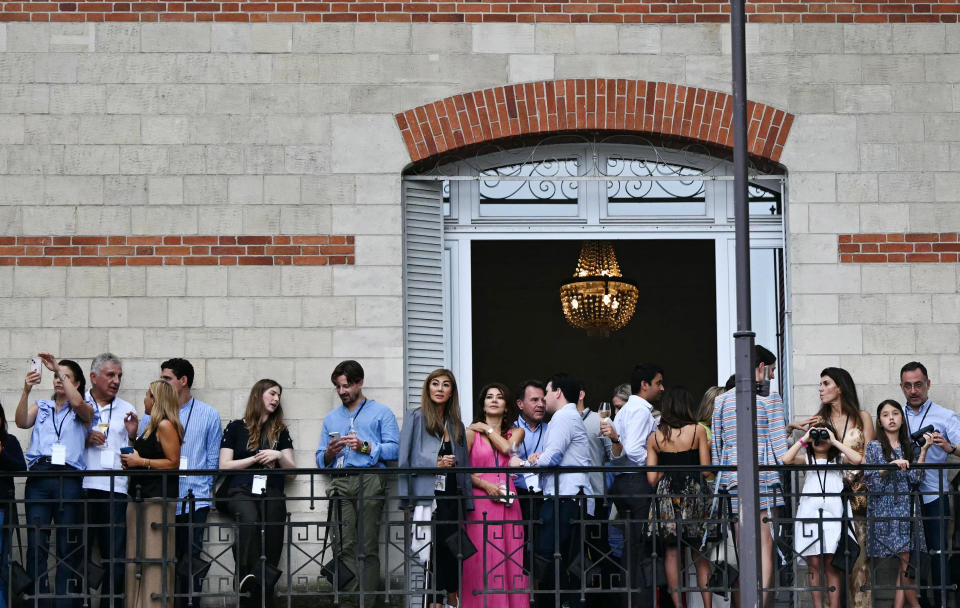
[24, 473, 84, 608]
[919, 496, 951, 608]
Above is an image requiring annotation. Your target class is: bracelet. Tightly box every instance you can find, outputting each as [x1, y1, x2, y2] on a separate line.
[799, 439, 808, 448]
[146, 459, 151, 470]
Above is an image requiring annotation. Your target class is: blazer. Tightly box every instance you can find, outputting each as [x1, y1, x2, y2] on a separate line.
[398, 407, 473, 510]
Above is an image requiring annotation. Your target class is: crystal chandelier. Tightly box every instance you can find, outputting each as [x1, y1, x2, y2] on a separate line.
[560, 241, 639, 337]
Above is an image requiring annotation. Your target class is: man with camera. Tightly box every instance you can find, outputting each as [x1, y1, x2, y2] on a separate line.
[899, 361, 960, 608]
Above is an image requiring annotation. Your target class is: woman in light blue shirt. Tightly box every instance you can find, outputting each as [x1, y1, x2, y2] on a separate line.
[15, 353, 94, 608]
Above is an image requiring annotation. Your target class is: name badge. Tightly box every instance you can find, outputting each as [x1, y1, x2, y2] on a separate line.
[51, 443, 66, 466]
[179, 456, 189, 471]
[252, 475, 267, 495]
[434, 474, 446, 492]
[100, 449, 115, 469]
[523, 472, 540, 493]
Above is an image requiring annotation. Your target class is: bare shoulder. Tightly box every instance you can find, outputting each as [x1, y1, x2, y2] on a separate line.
[859, 410, 873, 426]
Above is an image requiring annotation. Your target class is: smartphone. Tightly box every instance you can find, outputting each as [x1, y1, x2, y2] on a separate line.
[120, 447, 134, 455]
[328, 432, 340, 441]
[29, 358, 41, 377]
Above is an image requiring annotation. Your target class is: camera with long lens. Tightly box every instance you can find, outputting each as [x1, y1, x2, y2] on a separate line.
[809, 428, 830, 445]
[910, 424, 935, 447]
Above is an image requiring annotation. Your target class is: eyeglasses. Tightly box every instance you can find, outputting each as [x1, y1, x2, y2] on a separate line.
[901, 382, 926, 391]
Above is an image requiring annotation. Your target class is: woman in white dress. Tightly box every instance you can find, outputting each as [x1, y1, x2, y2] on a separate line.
[782, 421, 863, 608]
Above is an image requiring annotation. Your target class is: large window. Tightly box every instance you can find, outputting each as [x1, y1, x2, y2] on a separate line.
[403, 140, 789, 410]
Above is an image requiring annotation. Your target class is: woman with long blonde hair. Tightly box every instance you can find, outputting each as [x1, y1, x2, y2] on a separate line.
[219, 379, 295, 608]
[121, 380, 183, 608]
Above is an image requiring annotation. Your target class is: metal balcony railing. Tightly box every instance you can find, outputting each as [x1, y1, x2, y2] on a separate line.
[0, 463, 956, 608]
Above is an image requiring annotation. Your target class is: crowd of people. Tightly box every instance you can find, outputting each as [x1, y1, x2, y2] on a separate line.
[1, 350, 958, 608]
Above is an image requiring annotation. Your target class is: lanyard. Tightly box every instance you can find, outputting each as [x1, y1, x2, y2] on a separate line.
[349, 399, 367, 431]
[51, 402, 72, 441]
[181, 398, 196, 436]
[91, 396, 115, 429]
[913, 401, 932, 432]
[517, 421, 543, 459]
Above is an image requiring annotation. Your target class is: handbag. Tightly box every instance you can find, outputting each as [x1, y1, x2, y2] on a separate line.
[832, 492, 861, 573]
[4, 507, 32, 599]
[706, 525, 739, 599]
[213, 476, 231, 513]
[443, 526, 477, 561]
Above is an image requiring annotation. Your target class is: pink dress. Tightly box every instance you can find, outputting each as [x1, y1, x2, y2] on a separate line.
[462, 430, 529, 608]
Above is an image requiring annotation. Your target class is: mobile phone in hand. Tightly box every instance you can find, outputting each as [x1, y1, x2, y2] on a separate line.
[120, 447, 134, 455]
[29, 358, 41, 377]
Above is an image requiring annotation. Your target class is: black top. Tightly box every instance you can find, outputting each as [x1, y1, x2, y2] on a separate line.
[130, 430, 178, 499]
[0, 435, 26, 502]
[220, 419, 293, 493]
[435, 438, 458, 495]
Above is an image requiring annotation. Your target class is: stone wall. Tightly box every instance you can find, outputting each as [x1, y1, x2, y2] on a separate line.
[1, 20, 959, 472]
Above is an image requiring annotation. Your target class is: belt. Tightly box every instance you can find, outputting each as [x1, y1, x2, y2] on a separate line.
[30, 458, 75, 471]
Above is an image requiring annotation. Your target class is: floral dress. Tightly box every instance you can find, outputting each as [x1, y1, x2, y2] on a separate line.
[864, 441, 927, 557]
[841, 425, 871, 608]
[647, 430, 712, 545]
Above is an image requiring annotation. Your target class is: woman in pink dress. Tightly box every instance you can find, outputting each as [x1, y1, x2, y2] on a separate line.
[463, 383, 529, 608]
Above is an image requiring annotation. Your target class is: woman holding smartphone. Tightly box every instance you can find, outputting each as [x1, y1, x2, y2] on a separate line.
[398, 369, 472, 608]
[121, 381, 183, 608]
[16, 352, 94, 608]
[219, 379, 295, 608]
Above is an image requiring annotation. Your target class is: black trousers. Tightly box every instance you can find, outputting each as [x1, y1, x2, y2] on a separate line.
[175, 506, 209, 608]
[228, 489, 286, 608]
[85, 489, 127, 608]
[609, 474, 654, 608]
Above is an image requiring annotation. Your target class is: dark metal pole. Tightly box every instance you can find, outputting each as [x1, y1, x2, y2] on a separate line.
[730, 0, 761, 606]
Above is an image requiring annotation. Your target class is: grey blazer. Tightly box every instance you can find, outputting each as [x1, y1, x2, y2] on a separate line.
[398, 407, 473, 510]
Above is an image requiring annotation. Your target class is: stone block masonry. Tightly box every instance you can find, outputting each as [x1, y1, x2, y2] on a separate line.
[0, 234, 355, 266]
[1, 1, 958, 23]
[838, 233, 960, 263]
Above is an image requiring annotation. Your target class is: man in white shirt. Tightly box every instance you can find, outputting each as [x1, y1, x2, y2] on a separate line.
[600, 363, 662, 608]
[82, 353, 138, 608]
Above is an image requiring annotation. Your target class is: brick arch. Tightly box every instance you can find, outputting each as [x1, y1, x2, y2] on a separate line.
[396, 79, 794, 165]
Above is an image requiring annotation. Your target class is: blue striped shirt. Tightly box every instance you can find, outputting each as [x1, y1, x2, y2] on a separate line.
[711, 388, 788, 490]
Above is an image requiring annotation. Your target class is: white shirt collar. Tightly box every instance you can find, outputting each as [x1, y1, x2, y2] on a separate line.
[626, 394, 653, 411]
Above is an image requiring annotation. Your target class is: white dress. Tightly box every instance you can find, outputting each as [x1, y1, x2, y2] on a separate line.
[794, 457, 849, 557]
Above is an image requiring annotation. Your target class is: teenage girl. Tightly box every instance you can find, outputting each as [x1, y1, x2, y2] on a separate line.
[782, 421, 863, 608]
[864, 399, 932, 608]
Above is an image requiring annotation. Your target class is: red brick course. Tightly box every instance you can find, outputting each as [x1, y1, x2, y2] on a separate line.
[838, 233, 960, 263]
[0, 235, 355, 266]
[1, 0, 954, 22]
[396, 80, 794, 164]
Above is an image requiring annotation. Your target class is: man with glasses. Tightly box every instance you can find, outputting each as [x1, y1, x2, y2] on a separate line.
[899, 361, 960, 608]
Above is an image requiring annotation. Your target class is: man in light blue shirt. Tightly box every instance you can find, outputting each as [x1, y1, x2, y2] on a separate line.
[316, 360, 399, 599]
[160, 358, 222, 608]
[512, 380, 547, 518]
[899, 361, 960, 608]
[524, 373, 592, 608]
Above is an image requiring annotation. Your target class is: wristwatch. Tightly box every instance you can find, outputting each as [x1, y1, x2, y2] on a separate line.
[610, 437, 621, 444]
[486, 428, 493, 435]
[360, 441, 370, 455]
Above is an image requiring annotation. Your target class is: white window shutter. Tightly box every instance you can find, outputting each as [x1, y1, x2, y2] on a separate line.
[402, 179, 446, 410]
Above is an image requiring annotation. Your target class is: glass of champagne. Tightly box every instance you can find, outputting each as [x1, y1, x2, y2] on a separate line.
[96, 421, 109, 448]
[598, 402, 612, 437]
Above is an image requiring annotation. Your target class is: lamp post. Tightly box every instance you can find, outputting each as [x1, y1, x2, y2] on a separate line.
[730, 0, 762, 606]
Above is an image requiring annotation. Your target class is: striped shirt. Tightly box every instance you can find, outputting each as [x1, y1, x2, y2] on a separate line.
[711, 388, 788, 490]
